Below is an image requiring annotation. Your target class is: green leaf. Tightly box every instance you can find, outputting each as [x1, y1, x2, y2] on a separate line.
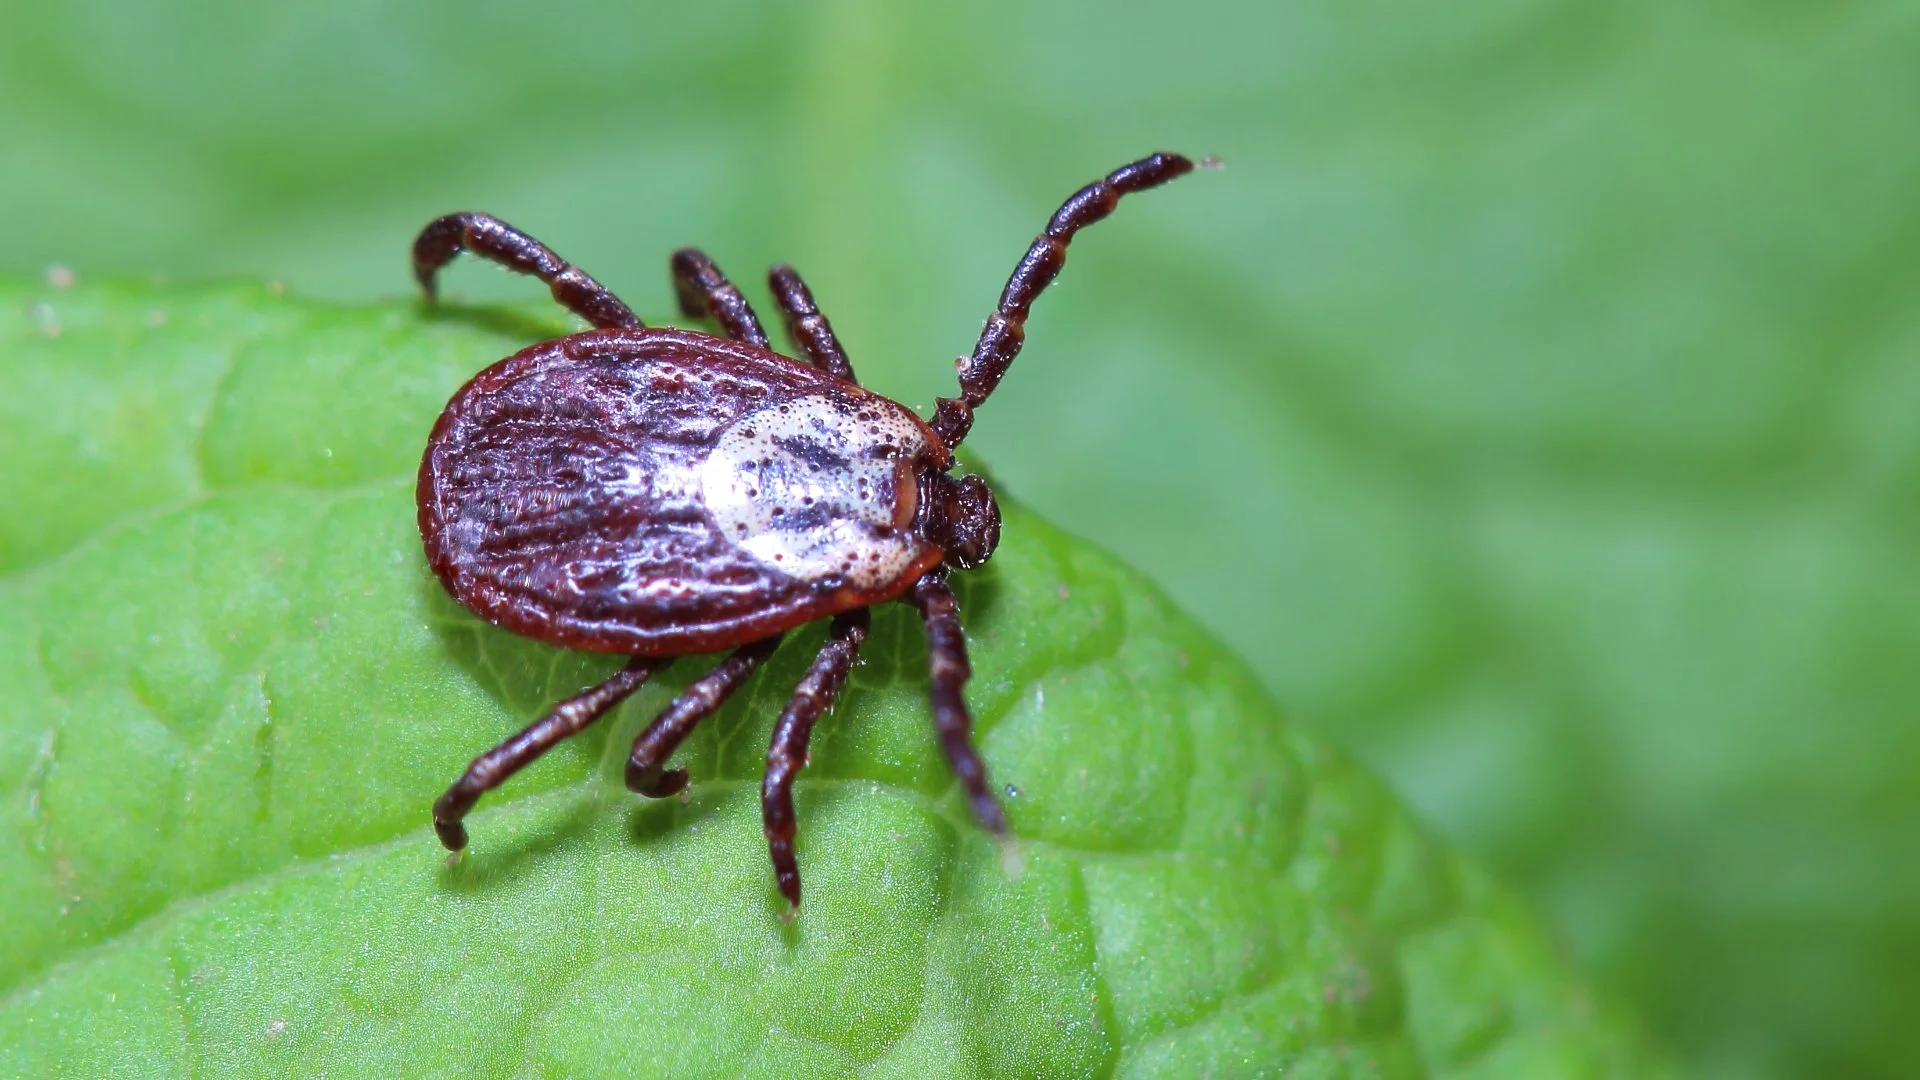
[0, 278, 1661, 1077]
[6, 5, 1917, 1076]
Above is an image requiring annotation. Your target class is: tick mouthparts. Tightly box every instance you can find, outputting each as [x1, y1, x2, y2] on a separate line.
[917, 471, 1000, 571]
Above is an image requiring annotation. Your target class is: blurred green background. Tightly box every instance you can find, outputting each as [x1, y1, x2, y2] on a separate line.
[3, 2, 1914, 1076]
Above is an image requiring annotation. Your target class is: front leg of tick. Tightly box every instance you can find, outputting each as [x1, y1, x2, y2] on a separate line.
[927, 151, 1199, 449]
[910, 570, 1009, 835]
[762, 609, 870, 914]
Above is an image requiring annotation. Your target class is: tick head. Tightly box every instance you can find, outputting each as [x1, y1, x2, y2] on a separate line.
[918, 470, 1000, 571]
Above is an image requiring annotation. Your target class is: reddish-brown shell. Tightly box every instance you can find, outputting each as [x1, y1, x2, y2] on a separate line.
[418, 327, 952, 656]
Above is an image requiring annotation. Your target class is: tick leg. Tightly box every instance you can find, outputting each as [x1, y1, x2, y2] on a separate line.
[763, 609, 869, 912]
[433, 655, 668, 850]
[626, 635, 783, 797]
[766, 265, 856, 383]
[910, 570, 1008, 834]
[412, 212, 642, 330]
[669, 248, 770, 347]
[930, 152, 1201, 449]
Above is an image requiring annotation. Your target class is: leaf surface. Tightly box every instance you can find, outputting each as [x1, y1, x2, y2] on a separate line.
[0, 280, 1663, 1077]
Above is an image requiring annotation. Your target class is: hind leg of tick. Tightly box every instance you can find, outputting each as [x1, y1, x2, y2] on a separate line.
[411, 211, 643, 330]
[432, 655, 669, 851]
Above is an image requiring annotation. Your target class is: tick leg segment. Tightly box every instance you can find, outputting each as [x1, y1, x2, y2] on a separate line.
[763, 609, 870, 911]
[930, 151, 1198, 449]
[910, 570, 1008, 834]
[433, 655, 669, 850]
[669, 248, 770, 348]
[412, 212, 642, 330]
[626, 635, 784, 797]
[767, 265, 857, 383]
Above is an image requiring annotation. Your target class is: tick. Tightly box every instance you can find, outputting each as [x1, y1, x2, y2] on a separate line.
[416, 151, 1202, 912]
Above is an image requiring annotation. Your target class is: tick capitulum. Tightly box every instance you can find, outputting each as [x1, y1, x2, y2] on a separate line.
[415, 151, 1200, 913]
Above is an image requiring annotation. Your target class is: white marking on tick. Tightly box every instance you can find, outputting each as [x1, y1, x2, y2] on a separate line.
[701, 393, 930, 589]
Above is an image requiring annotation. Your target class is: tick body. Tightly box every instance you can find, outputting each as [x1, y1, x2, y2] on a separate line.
[416, 151, 1201, 912]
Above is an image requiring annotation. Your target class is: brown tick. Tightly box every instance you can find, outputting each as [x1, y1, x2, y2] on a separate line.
[416, 152, 1202, 911]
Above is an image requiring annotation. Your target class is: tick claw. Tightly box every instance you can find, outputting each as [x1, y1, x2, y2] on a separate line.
[626, 762, 689, 798]
[432, 815, 468, 851]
